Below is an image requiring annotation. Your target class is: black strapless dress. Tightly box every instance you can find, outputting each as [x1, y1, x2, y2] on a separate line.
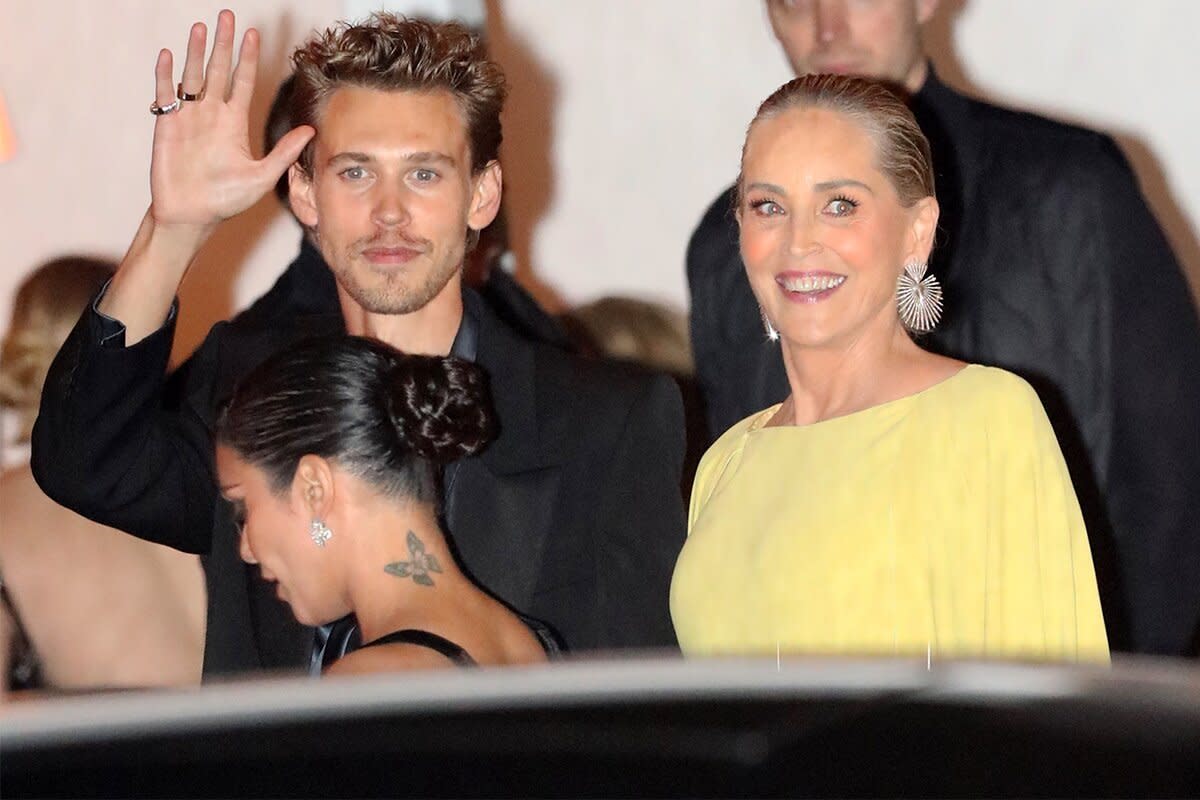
[319, 612, 562, 671]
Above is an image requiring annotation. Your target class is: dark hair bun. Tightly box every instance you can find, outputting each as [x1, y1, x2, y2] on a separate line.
[384, 356, 497, 465]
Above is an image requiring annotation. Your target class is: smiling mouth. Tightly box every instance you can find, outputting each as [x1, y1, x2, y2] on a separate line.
[775, 273, 846, 305]
[779, 274, 846, 293]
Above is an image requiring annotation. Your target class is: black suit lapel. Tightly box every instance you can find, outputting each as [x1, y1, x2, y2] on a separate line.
[445, 460, 564, 610]
[463, 290, 548, 475]
[442, 292, 566, 611]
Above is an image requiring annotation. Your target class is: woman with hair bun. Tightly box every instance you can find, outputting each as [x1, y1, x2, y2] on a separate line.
[215, 336, 550, 673]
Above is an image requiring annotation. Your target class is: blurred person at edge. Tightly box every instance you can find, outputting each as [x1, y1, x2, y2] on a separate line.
[216, 336, 552, 673]
[32, 13, 686, 678]
[671, 75, 1109, 663]
[686, 0, 1200, 657]
[0, 258, 204, 694]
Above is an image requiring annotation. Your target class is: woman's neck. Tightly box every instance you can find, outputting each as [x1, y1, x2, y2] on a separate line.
[341, 503, 477, 645]
[775, 323, 925, 426]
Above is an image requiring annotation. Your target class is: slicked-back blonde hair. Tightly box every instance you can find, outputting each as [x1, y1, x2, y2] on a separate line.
[290, 13, 507, 177]
[737, 74, 935, 209]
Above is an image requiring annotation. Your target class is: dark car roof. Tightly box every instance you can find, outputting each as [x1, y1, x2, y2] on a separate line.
[5, 656, 1199, 797]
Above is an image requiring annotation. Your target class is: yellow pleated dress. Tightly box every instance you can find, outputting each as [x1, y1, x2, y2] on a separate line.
[670, 365, 1109, 662]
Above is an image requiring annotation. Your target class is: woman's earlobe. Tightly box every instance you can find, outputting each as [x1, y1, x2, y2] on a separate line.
[907, 196, 940, 261]
[294, 454, 334, 516]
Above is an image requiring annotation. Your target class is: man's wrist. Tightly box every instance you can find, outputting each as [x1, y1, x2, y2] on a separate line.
[96, 210, 203, 344]
[91, 279, 178, 347]
[143, 209, 218, 261]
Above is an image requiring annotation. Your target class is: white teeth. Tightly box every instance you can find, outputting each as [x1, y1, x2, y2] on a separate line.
[782, 275, 845, 293]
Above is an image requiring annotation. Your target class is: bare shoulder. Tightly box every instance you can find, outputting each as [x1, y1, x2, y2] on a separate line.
[323, 642, 457, 677]
[0, 465, 62, 534]
[0, 465, 132, 548]
[0, 463, 37, 494]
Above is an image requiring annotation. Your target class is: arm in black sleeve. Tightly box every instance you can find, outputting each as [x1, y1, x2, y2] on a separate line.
[30, 298, 221, 554]
[1094, 137, 1200, 655]
[593, 373, 688, 650]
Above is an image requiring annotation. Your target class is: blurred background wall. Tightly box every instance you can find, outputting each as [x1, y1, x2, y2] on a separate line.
[1, 0, 1197, 366]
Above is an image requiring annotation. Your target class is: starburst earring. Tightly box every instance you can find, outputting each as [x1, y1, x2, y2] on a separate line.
[896, 260, 943, 333]
[760, 307, 780, 342]
[309, 519, 333, 548]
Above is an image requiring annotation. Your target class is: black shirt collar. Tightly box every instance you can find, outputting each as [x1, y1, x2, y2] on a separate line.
[448, 289, 479, 364]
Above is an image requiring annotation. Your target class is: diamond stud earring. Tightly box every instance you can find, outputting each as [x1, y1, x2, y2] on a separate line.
[309, 519, 333, 547]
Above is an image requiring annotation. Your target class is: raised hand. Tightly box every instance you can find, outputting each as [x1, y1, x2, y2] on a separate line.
[148, 10, 313, 230]
[99, 10, 315, 344]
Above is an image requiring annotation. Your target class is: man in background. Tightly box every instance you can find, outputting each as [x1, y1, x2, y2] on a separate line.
[687, 0, 1200, 656]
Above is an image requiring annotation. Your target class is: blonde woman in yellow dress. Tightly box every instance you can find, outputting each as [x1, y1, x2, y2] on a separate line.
[670, 75, 1108, 662]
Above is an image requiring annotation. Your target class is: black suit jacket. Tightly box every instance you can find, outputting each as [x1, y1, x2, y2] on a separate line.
[33, 289, 686, 676]
[687, 70, 1200, 656]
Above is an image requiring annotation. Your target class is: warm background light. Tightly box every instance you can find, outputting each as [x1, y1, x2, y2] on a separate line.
[0, 1, 1196, 342]
[0, 90, 15, 163]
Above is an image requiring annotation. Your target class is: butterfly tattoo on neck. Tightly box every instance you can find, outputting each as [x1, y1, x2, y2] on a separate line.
[384, 531, 443, 587]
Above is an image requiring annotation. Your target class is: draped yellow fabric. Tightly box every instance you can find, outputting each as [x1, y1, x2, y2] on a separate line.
[671, 365, 1109, 662]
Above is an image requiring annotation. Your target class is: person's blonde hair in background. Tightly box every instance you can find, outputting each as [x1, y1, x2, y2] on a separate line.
[0, 257, 205, 692]
[561, 297, 694, 378]
[560, 297, 708, 496]
[0, 258, 114, 442]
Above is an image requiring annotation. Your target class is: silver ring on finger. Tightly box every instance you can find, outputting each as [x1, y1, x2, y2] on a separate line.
[176, 83, 204, 102]
[150, 98, 182, 116]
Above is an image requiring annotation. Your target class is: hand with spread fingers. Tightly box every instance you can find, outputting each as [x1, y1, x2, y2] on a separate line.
[148, 9, 313, 231]
[99, 10, 315, 344]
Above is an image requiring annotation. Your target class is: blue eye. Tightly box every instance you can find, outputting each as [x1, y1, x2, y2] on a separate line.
[825, 196, 859, 216]
[340, 166, 367, 180]
[412, 168, 438, 183]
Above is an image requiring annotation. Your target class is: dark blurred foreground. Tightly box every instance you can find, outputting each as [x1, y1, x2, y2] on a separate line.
[3, 656, 1198, 797]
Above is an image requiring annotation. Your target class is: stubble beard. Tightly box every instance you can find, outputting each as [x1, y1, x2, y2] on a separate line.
[332, 244, 464, 316]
